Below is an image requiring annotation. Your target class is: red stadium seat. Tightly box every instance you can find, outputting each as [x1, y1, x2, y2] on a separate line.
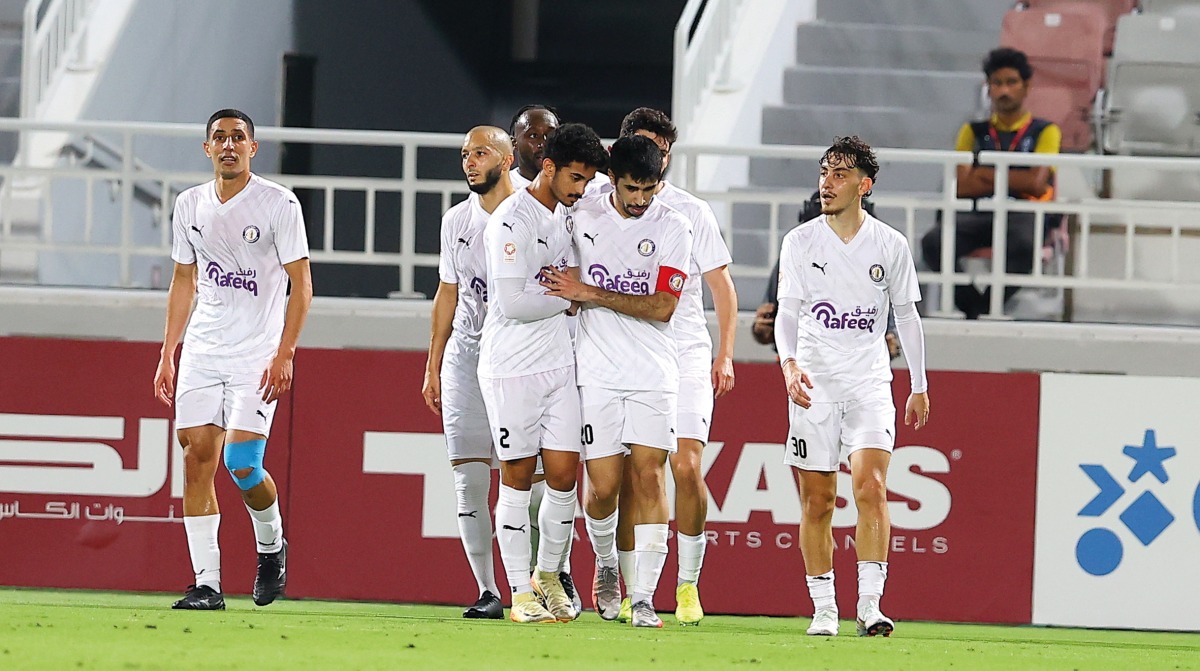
[1021, 0, 1138, 55]
[1001, 4, 1108, 151]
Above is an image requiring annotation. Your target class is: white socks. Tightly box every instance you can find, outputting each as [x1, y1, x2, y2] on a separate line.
[453, 462, 498, 597]
[528, 480, 546, 569]
[630, 523, 669, 606]
[618, 549, 636, 591]
[585, 510, 618, 568]
[536, 484, 577, 574]
[857, 561, 888, 614]
[184, 514, 221, 591]
[245, 499, 284, 554]
[496, 485, 534, 595]
[806, 570, 836, 612]
[676, 532, 706, 586]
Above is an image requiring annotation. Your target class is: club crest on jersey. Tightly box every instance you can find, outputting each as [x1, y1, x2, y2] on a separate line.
[503, 242, 517, 264]
[242, 225, 261, 243]
[206, 261, 259, 296]
[669, 273, 685, 292]
[637, 239, 656, 256]
[564, 215, 574, 234]
[869, 264, 885, 283]
[811, 301, 876, 331]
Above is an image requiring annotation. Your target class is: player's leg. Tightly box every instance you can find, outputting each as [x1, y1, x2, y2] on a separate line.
[786, 400, 843, 635]
[172, 365, 227, 610]
[615, 459, 636, 622]
[623, 390, 677, 628]
[845, 390, 898, 637]
[671, 368, 713, 625]
[580, 385, 627, 620]
[529, 366, 582, 621]
[480, 373, 554, 623]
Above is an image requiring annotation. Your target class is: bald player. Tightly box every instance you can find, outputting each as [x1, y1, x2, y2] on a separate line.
[423, 126, 516, 620]
[508, 105, 560, 190]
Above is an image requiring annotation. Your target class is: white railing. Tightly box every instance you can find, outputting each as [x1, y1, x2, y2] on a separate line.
[20, 0, 95, 121]
[2, 118, 1200, 319]
[671, 0, 747, 137]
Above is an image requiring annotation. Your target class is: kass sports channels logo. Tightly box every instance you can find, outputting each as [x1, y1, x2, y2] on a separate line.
[588, 264, 651, 295]
[811, 301, 878, 331]
[206, 261, 259, 296]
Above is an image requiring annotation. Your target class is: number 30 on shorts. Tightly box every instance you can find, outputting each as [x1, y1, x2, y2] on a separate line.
[789, 436, 807, 459]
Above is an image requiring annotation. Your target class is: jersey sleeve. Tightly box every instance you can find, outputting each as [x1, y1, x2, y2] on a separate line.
[438, 211, 458, 284]
[486, 209, 538, 281]
[170, 195, 196, 265]
[273, 193, 310, 266]
[655, 215, 693, 298]
[691, 201, 732, 273]
[776, 232, 807, 303]
[887, 235, 922, 305]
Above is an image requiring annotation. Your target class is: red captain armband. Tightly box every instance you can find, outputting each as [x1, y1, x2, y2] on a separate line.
[655, 265, 687, 298]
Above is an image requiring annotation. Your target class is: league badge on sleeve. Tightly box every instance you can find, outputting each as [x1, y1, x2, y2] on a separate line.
[503, 242, 517, 264]
[242, 225, 261, 243]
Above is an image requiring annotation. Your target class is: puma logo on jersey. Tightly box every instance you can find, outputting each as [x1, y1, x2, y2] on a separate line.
[537, 238, 548, 247]
[812, 262, 828, 275]
[457, 236, 471, 247]
[583, 232, 598, 245]
[502, 524, 527, 533]
[501, 222, 514, 231]
[190, 225, 203, 237]
[256, 410, 267, 419]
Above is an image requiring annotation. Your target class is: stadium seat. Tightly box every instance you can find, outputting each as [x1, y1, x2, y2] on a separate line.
[1139, 0, 1200, 19]
[1001, 4, 1108, 151]
[1102, 14, 1200, 155]
[1020, 0, 1138, 55]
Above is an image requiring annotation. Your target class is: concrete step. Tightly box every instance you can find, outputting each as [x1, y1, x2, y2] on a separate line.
[761, 104, 968, 151]
[816, 0, 1011, 31]
[796, 22, 998, 72]
[783, 65, 981, 111]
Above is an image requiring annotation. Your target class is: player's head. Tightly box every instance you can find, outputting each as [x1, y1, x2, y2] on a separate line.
[204, 108, 257, 180]
[509, 104, 559, 176]
[818, 136, 878, 215]
[983, 47, 1033, 116]
[541, 122, 606, 207]
[607, 135, 663, 219]
[461, 126, 514, 195]
[619, 107, 677, 175]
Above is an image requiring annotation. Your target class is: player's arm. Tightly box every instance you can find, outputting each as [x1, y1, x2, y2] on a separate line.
[154, 261, 197, 407]
[539, 266, 681, 323]
[261, 258, 313, 403]
[893, 301, 930, 430]
[703, 265, 737, 397]
[422, 281, 457, 415]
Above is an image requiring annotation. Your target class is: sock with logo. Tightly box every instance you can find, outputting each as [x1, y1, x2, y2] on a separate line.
[630, 523, 669, 606]
[184, 514, 221, 591]
[807, 570, 836, 612]
[245, 499, 284, 554]
[453, 462, 498, 597]
[676, 531, 706, 587]
[496, 485, 534, 595]
[536, 484, 577, 574]
[528, 480, 546, 571]
[857, 561, 888, 615]
[584, 510, 618, 569]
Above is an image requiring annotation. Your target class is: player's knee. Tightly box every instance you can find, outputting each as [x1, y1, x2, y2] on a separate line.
[671, 457, 703, 489]
[801, 489, 836, 521]
[589, 478, 620, 507]
[854, 474, 887, 509]
[632, 466, 665, 497]
[181, 444, 219, 481]
[223, 439, 267, 490]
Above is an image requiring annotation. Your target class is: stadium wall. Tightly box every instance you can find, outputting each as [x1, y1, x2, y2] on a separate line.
[0, 333, 1195, 630]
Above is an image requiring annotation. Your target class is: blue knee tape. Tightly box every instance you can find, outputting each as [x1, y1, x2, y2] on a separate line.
[224, 439, 267, 490]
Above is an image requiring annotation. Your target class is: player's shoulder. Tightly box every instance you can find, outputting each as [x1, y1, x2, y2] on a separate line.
[175, 181, 211, 207]
[442, 194, 476, 224]
[867, 214, 909, 248]
[652, 199, 693, 234]
[785, 218, 822, 245]
[249, 174, 301, 207]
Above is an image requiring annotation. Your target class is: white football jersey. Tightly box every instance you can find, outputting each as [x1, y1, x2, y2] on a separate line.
[509, 168, 532, 191]
[438, 193, 491, 340]
[171, 173, 310, 373]
[777, 214, 920, 402]
[656, 181, 732, 356]
[478, 189, 575, 378]
[571, 193, 693, 392]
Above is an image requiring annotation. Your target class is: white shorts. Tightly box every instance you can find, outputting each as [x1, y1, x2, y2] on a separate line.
[175, 364, 277, 437]
[784, 389, 895, 472]
[579, 386, 678, 460]
[677, 345, 714, 444]
[440, 337, 495, 463]
[479, 366, 580, 462]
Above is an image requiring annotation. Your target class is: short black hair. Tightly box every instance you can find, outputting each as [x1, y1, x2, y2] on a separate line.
[206, 108, 255, 139]
[509, 104, 559, 135]
[821, 135, 879, 184]
[542, 123, 608, 171]
[608, 135, 662, 183]
[619, 107, 678, 145]
[983, 47, 1033, 81]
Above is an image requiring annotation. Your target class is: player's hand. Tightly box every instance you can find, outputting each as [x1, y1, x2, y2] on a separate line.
[539, 266, 592, 302]
[885, 331, 901, 360]
[905, 392, 930, 430]
[422, 368, 442, 416]
[712, 355, 734, 398]
[752, 303, 776, 345]
[782, 359, 813, 408]
[260, 353, 294, 403]
[153, 355, 176, 407]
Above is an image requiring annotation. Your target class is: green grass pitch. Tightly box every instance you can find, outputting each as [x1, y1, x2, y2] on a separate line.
[1, 588, 1197, 670]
